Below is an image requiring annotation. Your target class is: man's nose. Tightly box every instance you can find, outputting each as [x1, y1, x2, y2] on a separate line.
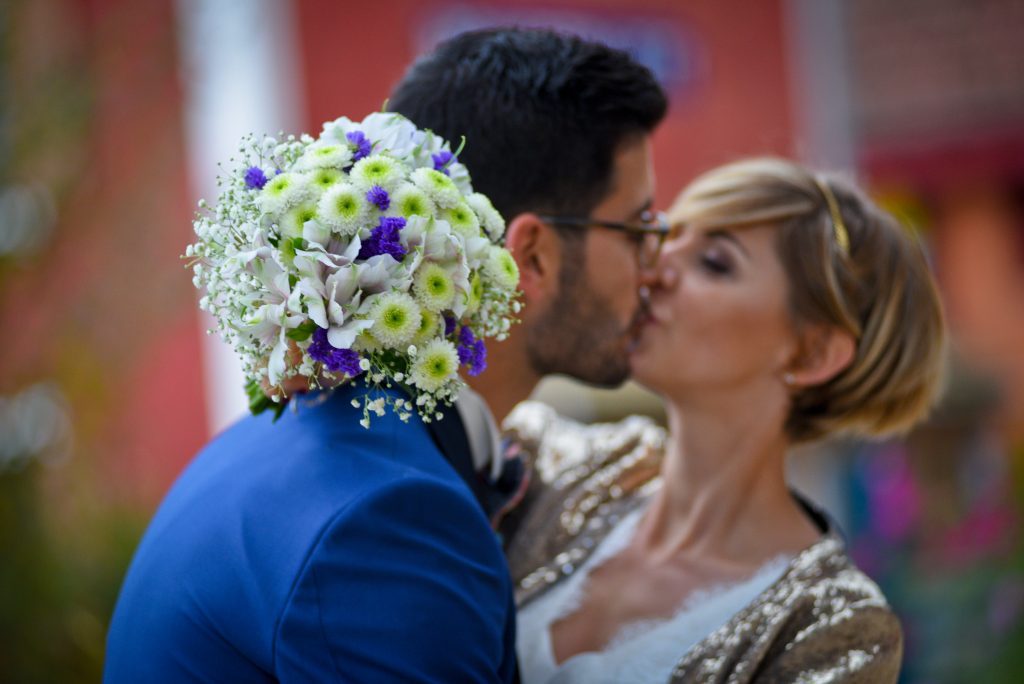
[639, 256, 677, 293]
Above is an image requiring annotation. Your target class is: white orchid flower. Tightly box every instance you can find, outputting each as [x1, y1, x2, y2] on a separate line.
[241, 300, 304, 386]
[294, 234, 360, 277]
[464, 235, 492, 270]
[446, 161, 473, 195]
[288, 277, 327, 328]
[292, 249, 330, 281]
[321, 265, 373, 348]
[421, 219, 461, 262]
[359, 112, 419, 158]
[327, 317, 373, 350]
[319, 116, 358, 145]
[302, 218, 331, 247]
[399, 214, 430, 250]
[357, 254, 413, 295]
[447, 257, 473, 318]
[231, 245, 274, 268]
[267, 322, 302, 385]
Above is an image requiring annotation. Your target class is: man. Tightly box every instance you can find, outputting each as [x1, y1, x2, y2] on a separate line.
[390, 28, 668, 424]
[389, 29, 668, 536]
[105, 27, 666, 683]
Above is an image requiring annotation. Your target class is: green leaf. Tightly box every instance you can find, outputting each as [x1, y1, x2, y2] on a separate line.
[452, 135, 467, 159]
[245, 379, 289, 421]
[286, 320, 318, 341]
[280, 238, 296, 263]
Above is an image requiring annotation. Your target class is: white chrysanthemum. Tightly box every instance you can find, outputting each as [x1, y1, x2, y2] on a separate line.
[412, 308, 440, 345]
[391, 183, 437, 219]
[409, 339, 459, 392]
[279, 201, 319, 240]
[413, 262, 456, 312]
[318, 183, 371, 236]
[369, 292, 422, 349]
[299, 143, 353, 170]
[257, 172, 304, 216]
[410, 167, 462, 209]
[309, 167, 344, 193]
[483, 245, 520, 291]
[467, 192, 505, 240]
[441, 202, 481, 241]
[352, 330, 383, 354]
[350, 154, 406, 191]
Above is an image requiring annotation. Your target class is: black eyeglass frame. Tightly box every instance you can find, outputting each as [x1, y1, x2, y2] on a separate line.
[535, 210, 670, 238]
[536, 210, 672, 265]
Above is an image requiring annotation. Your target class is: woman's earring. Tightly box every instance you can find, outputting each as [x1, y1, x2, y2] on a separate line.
[783, 372, 796, 386]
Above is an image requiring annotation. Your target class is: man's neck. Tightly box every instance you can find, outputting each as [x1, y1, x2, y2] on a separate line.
[465, 332, 540, 425]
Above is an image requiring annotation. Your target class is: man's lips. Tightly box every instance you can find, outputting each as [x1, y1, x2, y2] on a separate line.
[635, 305, 659, 329]
[626, 298, 659, 347]
[635, 286, 660, 327]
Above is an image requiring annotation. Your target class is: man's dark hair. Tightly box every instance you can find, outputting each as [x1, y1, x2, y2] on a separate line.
[389, 27, 668, 220]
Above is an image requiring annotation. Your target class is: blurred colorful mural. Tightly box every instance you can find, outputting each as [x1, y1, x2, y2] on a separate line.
[2, 0, 1023, 681]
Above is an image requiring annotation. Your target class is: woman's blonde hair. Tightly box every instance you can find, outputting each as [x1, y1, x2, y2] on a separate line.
[669, 157, 946, 442]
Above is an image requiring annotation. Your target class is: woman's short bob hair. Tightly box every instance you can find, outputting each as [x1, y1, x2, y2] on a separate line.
[669, 158, 946, 443]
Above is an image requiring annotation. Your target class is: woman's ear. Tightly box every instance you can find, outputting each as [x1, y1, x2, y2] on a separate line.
[504, 213, 562, 305]
[784, 324, 856, 388]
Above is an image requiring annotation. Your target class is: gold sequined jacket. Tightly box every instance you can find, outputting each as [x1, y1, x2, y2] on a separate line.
[500, 402, 903, 683]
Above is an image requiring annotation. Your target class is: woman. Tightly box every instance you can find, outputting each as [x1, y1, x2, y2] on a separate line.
[504, 158, 946, 683]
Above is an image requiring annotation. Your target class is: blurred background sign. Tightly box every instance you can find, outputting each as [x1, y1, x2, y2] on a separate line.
[413, 4, 708, 96]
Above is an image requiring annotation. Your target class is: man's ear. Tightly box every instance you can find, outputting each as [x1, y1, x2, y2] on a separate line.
[784, 324, 856, 388]
[504, 213, 562, 304]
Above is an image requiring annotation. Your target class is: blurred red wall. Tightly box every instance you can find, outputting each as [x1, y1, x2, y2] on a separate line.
[294, 0, 795, 212]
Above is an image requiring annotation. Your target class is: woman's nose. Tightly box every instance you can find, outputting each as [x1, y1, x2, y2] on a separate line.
[640, 252, 678, 292]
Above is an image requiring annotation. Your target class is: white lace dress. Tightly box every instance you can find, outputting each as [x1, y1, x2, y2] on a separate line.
[516, 509, 791, 684]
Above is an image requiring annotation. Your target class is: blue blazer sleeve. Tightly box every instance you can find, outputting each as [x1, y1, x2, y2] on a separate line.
[273, 474, 516, 683]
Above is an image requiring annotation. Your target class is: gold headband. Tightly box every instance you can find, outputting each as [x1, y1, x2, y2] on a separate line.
[813, 176, 850, 255]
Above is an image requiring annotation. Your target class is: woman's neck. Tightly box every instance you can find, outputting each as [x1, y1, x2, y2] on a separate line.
[632, 385, 820, 568]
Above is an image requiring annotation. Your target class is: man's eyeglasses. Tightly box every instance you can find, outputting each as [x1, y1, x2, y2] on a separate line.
[536, 210, 671, 268]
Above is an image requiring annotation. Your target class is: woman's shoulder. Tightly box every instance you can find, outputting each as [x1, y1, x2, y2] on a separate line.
[500, 402, 666, 594]
[672, 536, 903, 683]
[502, 401, 666, 485]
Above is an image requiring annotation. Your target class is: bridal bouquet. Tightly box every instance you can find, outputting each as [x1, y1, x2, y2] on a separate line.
[185, 112, 520, 425]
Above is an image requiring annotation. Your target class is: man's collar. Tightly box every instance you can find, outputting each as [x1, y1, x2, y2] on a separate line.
[455, 384, 504, 481]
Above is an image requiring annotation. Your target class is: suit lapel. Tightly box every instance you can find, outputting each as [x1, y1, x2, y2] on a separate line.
[425, 403, 523, 684]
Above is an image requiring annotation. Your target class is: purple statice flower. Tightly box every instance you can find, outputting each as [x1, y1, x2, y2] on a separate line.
[308, 327, 363, 376]
[358, 216, 407, 261]
[346, 130, 372, 163]
[244, 166, 268, 189]
[443, 313, 457, 337]
[366, 185, 390, 211]
[432, 150, 455, 175]
[456, 326, 487, 376]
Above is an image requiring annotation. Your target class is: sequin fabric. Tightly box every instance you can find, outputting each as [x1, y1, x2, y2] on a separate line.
[501, 402, 903, 683]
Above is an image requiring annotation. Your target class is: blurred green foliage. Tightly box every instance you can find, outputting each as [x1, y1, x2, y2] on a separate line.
[0, 463, 146, 682]
[0, 1, 148, 680]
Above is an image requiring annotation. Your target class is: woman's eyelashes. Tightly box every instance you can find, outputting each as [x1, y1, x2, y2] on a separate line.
[699, 247, 734, 276]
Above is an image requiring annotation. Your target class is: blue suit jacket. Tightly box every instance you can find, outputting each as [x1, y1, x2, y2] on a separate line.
[105, 385, 517, 683]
